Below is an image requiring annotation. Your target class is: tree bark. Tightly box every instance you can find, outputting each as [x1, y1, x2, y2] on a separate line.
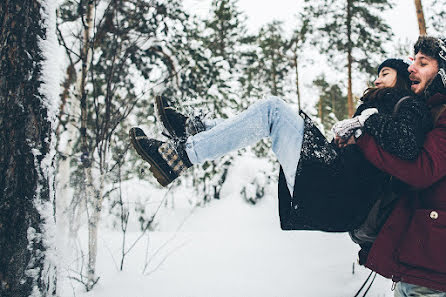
[0, 0, 56, 296]
[80, 0, 94, 163]
[293, 53, 301, 110]
[414, 0, 427, 35]
[271, 52, 278, 96]
[86, 167, 104, 290]
[346, 0, 354, 117]
[318, 97, 323, 120]
[76, 0, 103, 290]
[331, 88, 336, 116]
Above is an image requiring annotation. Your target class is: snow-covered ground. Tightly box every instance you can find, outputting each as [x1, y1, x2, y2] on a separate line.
[60, 156, 393, 297]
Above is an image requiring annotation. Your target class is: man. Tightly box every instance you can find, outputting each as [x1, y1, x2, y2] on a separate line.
[354, 36, 446, 296]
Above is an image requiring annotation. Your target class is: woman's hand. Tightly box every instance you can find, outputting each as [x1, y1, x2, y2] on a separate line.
[332, 108, 378, 140]
[332, 117, 362, 140]
[335, 134, 356, 148]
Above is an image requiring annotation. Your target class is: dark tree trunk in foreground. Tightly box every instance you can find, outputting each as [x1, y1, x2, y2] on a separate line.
[0, 1, 56, 296]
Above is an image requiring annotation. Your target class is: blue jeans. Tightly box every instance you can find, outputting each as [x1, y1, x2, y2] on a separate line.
[185, 96, 305, 195]
[395, 282, 446, 297]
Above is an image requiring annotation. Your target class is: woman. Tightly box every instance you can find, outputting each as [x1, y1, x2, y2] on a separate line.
[130, 59, 432, 232]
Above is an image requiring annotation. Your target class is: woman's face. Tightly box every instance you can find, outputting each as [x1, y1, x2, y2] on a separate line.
[374, 67, 397, 88]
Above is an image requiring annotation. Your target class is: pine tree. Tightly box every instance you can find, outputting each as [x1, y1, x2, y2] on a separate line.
[391, 38, 413, 58]
[238, 21, 291, 99]
[199, 0, 251, 117]
[204, 0, 247, 69]
[287, 14, 312, 110]
[313, 75, 348, 132]
[0, 1, 56, 296]
[257, 21, 291, 97]
[429, 0, 445, 34]
[305, 0, 393, 116]
[238, 35, 265, 99]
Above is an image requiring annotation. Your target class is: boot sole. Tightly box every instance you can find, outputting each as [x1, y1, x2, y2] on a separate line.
[155, 95, 178, 138]
[129, 129, 172, 187]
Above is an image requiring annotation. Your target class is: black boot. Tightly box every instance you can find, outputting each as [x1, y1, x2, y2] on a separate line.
[155, 95, 205, 139]
[129, 127, 192, 187]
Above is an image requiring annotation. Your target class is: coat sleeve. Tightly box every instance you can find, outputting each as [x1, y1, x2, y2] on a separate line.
[356, 112, 446, 189]
[361, 97, 433, 160]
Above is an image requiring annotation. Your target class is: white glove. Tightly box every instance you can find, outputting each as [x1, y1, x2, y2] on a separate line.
[332, 108, 378, 139]
[358, 108, 379, 125]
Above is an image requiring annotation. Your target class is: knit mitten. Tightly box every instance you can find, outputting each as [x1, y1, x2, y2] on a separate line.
[332, 108, 378, 139]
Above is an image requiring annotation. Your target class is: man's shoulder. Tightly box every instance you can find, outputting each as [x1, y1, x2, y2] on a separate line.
[433, 105, 446, 125]
[427, 93, 446, 124]
[427, 93, 446, 107]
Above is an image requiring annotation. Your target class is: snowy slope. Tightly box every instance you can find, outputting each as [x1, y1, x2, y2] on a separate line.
[61, 156, 393, 297]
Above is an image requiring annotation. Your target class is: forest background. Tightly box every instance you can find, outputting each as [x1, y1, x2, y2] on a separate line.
[0, 0, 445, 296]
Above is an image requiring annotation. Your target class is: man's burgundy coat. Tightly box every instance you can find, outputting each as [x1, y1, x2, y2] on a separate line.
[356, 93, 446, 292]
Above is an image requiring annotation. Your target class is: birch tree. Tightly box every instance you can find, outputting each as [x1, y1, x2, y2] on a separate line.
[257, 21, 291, 97]
[57, 0, 189, 289]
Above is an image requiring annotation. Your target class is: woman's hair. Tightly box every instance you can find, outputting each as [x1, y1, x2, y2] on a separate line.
[361, 68, 412, 102]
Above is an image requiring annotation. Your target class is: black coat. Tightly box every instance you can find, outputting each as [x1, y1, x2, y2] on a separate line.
[278, 89, 433, 232]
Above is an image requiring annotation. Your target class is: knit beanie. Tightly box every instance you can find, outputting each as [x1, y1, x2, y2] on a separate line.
[377, 58, 410, 85]
[414, 36, 446, 97]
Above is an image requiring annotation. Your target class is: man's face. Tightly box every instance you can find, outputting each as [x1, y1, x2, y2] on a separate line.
[408, 52, 439, 94]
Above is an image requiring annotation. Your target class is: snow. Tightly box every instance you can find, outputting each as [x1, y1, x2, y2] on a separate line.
[33, 0, 63, 295]
[59, 156, 393, 297]
[39, 0, 64, 124]
[49, 1, 425, 296]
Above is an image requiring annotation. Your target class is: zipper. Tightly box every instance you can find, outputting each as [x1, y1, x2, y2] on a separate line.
[391, 275, 401, 291]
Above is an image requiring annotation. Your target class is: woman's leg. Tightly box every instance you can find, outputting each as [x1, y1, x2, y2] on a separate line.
[185, 96, 305, 194]
[202, 118, 223, 130]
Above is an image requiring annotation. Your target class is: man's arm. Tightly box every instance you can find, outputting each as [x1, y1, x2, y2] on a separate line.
[362, 98, 432, 160]
[356, 113, 446, 189]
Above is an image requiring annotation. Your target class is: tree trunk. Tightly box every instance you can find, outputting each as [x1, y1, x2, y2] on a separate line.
[346, 0, 354, 117]
[414, 0, 427, 35]
[293, 54, 301, 110]
[0, 1, 56, 296]
[76, 0, 100, 290]
[80, 0, 94, 163]
[55, 23, 81, 244]
[271, 53, 278, 96]
[86, 166, 104, 290]
[56, 105, 81, 238]
[318, 98, 323, 120]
